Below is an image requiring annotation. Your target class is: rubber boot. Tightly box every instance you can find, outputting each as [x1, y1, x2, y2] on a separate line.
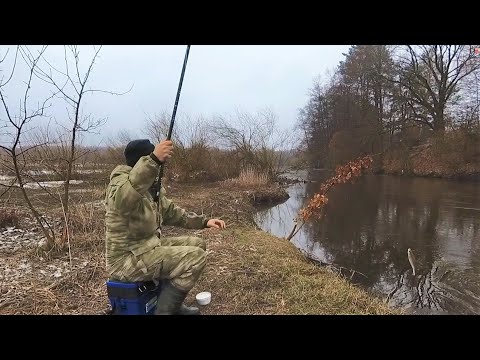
[154, 281, 200, 315]
[177, 303, 200, 315]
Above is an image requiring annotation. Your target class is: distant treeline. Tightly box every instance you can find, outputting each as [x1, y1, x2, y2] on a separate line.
[297, 45, 480, 172]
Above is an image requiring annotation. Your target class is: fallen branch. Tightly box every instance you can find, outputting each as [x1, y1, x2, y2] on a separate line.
[286, 155, 373, 241]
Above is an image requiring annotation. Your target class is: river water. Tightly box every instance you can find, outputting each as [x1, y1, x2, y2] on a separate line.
[254, 171, 480, 315]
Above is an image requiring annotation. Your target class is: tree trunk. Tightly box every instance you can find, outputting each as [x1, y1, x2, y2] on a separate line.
[433, 106, 445, 133]
[12, 154, 54, 248]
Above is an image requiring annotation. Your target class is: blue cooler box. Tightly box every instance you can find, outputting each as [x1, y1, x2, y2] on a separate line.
[106, 280, 162, 315]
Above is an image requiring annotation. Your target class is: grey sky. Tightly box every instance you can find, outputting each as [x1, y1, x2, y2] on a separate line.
[1, 45, 351, 146]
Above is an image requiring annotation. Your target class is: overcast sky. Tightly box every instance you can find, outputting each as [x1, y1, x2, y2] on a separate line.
[0, 45, 351, 146]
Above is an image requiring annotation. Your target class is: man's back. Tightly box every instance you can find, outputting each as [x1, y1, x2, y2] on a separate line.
[104, 155, 161, 277]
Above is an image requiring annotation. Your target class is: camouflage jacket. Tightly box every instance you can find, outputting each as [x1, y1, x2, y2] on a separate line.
[104, 155, 208, 275]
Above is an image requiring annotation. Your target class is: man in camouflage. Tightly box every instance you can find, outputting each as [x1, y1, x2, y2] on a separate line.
[105, 139, 225, 315]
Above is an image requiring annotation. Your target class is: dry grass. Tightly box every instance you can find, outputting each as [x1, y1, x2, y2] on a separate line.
[0, 249, 109, 315]
[225, 167, 270, 188]
[189, 228, 399, 315]
[69, 201, 105, 236]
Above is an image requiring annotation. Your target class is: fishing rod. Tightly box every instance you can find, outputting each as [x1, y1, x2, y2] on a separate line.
[155, 45, 191, 222]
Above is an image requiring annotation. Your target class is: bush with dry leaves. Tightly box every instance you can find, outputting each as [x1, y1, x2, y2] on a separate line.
[287, 155, 373, 240]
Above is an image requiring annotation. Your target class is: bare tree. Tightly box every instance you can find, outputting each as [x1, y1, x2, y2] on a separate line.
[391, 45, 480, 133]
[144, 111, 212, 181]
[23, 45, 129, 246]
[0, 46, 57, 245]
[211, 108, 294, 179]
[450, 69, 480, 131]
[144, 110, 207, 148]
[117, 129, 136, 144]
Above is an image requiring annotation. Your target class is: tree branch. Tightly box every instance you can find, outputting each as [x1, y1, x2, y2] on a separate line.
[0, 46, 19, 88]
[83, 83, 134, 97]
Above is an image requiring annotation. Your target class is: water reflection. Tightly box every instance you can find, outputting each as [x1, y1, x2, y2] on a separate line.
[254, 173, 480, 314]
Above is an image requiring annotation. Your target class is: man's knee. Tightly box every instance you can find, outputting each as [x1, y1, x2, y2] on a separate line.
[170, 247, 207, 291]
[192, 236, 207, 251]
[190, 247, 207, 269]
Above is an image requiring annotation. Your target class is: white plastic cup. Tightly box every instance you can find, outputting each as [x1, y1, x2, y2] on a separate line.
[195, 291, 211, 306]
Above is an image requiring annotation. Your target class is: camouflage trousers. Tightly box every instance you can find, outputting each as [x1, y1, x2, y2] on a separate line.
[115, 236, 207, 292]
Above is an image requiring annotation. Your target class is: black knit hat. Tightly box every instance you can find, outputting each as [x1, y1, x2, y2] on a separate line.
[124, 139, 155, 167]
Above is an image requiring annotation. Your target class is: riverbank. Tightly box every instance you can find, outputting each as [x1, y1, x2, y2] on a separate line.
[381, 134, 480, 181]
[0, 182, 398, 315]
